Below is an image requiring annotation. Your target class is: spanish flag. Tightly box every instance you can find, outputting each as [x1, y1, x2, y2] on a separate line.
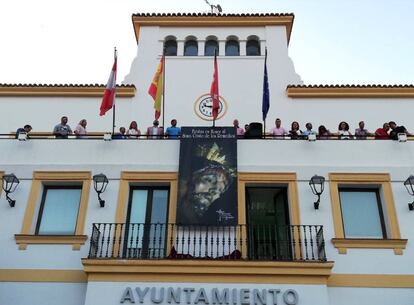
[148, 54, 164, 120]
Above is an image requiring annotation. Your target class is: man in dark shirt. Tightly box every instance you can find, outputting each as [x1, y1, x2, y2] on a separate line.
[15, 124, 32, 138]
[389, 121, 410, 140]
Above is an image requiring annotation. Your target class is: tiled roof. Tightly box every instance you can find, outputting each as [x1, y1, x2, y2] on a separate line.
[132, 13, 294, 17]
[0, 84, 136, 97]
[287, 84, 414, 98]
[287, 84, 414, 88]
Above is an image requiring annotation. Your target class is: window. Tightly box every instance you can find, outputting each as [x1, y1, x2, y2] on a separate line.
[15, 171, 91, 250]
[329, 173, 407, 255]
[246, 38, 261, 56]
[164, 38, 177, 56]
[36, 186, 82, 235]
[184, 39, 198, 56]
[205, 38, 219, 56]
[225, 39, 239, 56]
[339, 188, 385, 239]
[124, 187, 169, 258]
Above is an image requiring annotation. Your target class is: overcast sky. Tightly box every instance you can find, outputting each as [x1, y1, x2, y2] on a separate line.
[1, 0, 413, 85]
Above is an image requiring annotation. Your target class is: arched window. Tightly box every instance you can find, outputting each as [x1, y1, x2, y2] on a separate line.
[164, 38, 177, 56]
[204, 38, 219, 56]
[225, 39, 239, 56]
[246, 38, 261, 56]
[184, 40, 198, 56]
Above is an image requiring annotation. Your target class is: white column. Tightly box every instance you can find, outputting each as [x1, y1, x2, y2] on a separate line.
[219, 41, 226, 56]
[177, 40, 184, 56]
[198, 41, 205, 56]
[239, 41, 247, 56]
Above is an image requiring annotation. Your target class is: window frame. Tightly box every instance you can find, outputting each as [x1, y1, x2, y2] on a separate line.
[338, 187, 387, 239]
[15, 171, 91, 250]
[35, 185, 83, 235]
[329, 173, 407, 255]
[164, 39, 178, 56]
[225, 39, 240, 56]
[204, 39, 219, 56]
[246, 39, 261, 56]
[184, 39, 198, 56]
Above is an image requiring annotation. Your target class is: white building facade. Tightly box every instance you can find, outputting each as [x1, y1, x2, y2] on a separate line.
[0, 13, 413, 305]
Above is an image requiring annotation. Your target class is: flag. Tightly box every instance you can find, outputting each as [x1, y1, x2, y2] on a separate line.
[148, 54, 164, 120]
[210, 51, 219, 121]
[262, 49, 270, 121]
[100, 55, 117, 116]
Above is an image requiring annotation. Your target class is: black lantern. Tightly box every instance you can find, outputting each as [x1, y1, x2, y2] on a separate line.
[309, 175, 325, 209]
[93, 173, 108, 207]
[404, 175, 414, 211]
[2, 173, 20, 207]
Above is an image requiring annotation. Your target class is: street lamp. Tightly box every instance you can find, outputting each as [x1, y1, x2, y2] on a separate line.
[2, 173, 20, 207]
[404, 175, 414, 210]
[309, 175, 325, 209]
[93, 173, 109, 208]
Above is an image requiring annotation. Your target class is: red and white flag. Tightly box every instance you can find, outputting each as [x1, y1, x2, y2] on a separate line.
[100, 55, 117, 116]
[210, 51, 219, 121]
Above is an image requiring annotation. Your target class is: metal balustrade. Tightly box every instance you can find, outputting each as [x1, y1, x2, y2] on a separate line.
[88, 223, 326, 262]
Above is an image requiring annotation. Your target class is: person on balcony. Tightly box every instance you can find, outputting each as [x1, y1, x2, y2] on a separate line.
[355, 121, 369, 139]
[338, 121, 353, 139]
[15, 124, 32, 138]
[127, 121, 141, 139]
[233, 119, 244, 137]
[318, 125, 332, 140]
[375, 122, 390, 139]
[113, 127, 127, 139]
[389, 121, 410, 140]
[74, 119, 87, 139]
[146, 120, 164, 139]
[289, 121, 302, 139]
[302, 122, 317, 138]
[53, 116, 72, 139]
[270, 118, 287, 139]
[166, 119, 181, 139]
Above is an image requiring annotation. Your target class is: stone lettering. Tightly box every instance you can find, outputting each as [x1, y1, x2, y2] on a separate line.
[282, 290, 298, 305]
[253, 289, 266, 305]
[211, 288, 229, 305]
[194, 288, 210, 304]
[183, 288, 195, 304]
[151, 287, 165, 303]
[120, 287, 136, 304]
[268, 289, 281, 305]
[239, 289, 250, 305]
[167, 287, 181, 304]
[136, 287, 149, 303]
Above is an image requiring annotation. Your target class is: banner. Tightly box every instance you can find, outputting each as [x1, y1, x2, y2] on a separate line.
[177, 127, 237, 225]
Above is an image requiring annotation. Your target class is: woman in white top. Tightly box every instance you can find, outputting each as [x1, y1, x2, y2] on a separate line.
[74, 119, 87, 139]
[338, 121, 353, 139]
[127, 121, 141, 139]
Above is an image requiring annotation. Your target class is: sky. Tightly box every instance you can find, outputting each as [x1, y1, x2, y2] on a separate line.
[1, 0, 413, 85]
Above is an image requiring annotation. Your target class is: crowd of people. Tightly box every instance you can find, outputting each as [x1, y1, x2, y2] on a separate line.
[235, 118, 411, 140]
[15, 116, 411, 141]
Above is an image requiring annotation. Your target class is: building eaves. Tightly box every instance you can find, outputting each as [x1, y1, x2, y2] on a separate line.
[286, 84, 414, 98]
[131, 12, 295, 45]
[0, 84, 136, 97]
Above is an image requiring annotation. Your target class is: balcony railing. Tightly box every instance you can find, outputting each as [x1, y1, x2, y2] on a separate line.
[88, 223, 326, 262]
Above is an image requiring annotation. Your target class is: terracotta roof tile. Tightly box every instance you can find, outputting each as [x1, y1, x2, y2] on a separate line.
[287, 84, 414, 89]
[132, 12, 294, 17]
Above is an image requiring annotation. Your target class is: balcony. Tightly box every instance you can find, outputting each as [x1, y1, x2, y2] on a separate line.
[87, 223, 327, 262]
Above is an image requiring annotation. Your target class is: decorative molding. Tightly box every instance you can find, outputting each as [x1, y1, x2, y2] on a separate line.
[328, 173, 403, 254]
[132, 14, 294, 44]
[327, 274, 414, 288]
[237, 172, 300, 259]
[0, 85, 135, 97]
[331, 238, 407, 255]
[82, 259, 333, 284]
[287, 86, 414, 98]
[14, 235, 88, 250]
[19, 171, 91, 249]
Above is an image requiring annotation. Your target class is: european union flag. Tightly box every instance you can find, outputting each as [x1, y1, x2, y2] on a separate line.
[262, 49, 270, 121]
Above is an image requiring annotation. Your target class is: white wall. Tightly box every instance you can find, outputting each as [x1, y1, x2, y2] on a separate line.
[0, 139, 413, 274]
[0, 283, 86, 305]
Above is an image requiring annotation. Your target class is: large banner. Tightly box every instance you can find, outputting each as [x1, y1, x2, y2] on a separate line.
[177, 127, 237, 225]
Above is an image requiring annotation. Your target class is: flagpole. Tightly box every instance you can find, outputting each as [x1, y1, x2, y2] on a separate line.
[112, 47, 117, 136]
[162, 48, 166, 130]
